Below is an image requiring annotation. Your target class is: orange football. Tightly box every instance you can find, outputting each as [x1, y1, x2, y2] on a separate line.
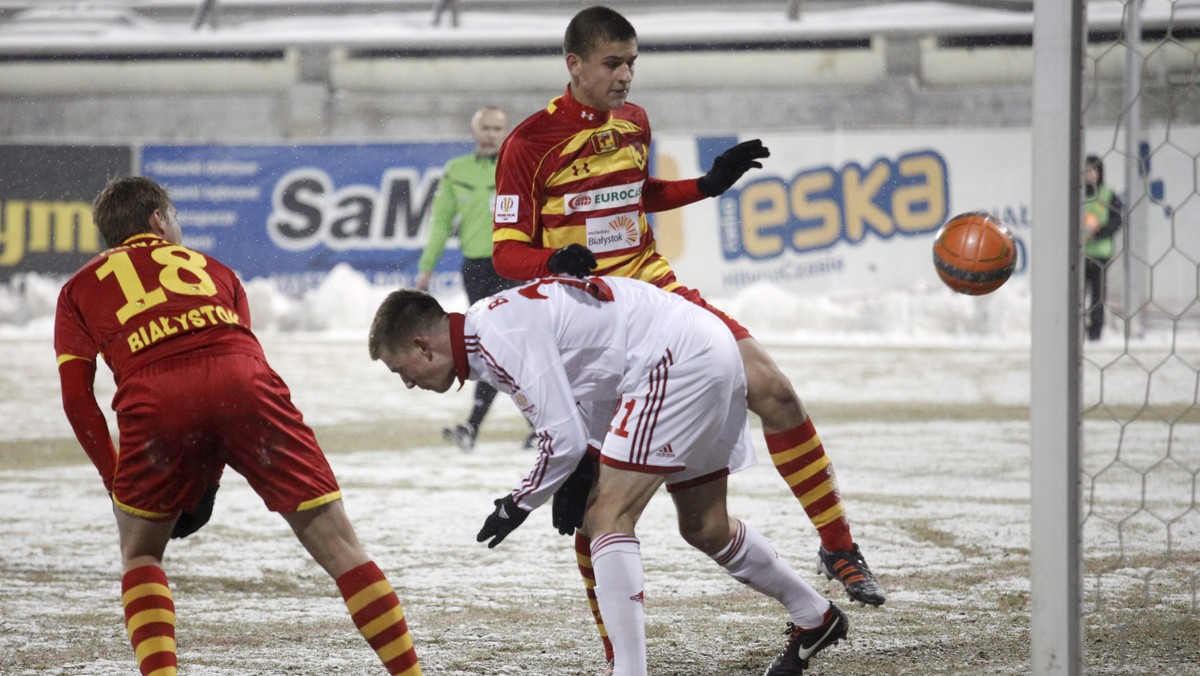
[932, 211, 1017, 295]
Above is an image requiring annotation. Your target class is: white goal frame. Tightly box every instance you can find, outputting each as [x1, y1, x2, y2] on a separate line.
[1030, 1, 1085, 674]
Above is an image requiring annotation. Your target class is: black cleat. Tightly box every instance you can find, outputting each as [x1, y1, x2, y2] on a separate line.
[818, 543, 886, 606]
[764, 603, 848, 676]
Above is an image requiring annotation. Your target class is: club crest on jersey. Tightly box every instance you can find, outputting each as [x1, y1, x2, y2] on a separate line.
[514, 392, 536, 416]
[590, 129, 621, 155]
[585, 211, 640, 252]
[494, 194, 519, 223]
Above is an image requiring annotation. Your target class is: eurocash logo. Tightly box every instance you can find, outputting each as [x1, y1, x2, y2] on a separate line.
[719, 149, 949, 260]
[563, 181, 644, 215]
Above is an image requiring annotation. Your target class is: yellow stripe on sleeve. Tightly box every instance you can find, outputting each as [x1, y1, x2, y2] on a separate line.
[56, 353, 92, 367]
[493, 227, 533, 244]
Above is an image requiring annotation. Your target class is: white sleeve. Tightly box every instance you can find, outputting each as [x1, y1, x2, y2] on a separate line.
[481, 329, 590, 512]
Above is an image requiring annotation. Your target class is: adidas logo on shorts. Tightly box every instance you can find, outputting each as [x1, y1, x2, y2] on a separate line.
[654, 445, 674, 458]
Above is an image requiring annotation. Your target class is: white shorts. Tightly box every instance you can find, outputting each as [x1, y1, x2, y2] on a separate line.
[587, 318, 755, 490]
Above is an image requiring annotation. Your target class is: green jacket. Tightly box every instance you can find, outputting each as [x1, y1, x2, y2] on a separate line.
[418, 152, 497, 273]
[1084, 183, 1121, 260]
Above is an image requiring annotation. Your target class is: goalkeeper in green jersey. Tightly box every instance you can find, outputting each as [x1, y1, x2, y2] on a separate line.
[415, 106, 525, 451]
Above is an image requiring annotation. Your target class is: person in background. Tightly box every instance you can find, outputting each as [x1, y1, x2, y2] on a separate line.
[368, 277, 848, 676]
[55, 176, 421, 676]
[490, 11, 884, 658]
[415, 105, 528, 451]
[1083, 153, 1123, 342]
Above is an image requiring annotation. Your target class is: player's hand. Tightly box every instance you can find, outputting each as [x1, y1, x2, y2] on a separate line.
[171, 483, 218, 539]
[414, 270, 433, 292]
[476, 495, 530, 548]
[547, 244, 597, 278]
[698, 139, 770, 197]
[552, 454, 596, 536]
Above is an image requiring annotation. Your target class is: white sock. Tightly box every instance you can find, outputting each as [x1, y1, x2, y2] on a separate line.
[590, 532, 646, 676]
[711, 520, 829, 627]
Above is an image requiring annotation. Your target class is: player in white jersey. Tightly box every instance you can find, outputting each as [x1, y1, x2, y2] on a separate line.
[368, 276, 848, 676]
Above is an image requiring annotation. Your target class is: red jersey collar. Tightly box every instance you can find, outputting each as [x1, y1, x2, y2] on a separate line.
[554, 85, 610, 124]
[449, 312, 469, 387]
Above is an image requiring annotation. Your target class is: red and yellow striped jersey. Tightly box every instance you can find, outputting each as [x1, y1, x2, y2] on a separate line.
[493, 87, 705, 289]
[55, 233, 262, 381]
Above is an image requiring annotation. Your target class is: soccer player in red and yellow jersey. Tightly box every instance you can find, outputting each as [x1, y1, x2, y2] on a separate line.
[55, 176, 420, 676]
[493, 6, 886, 627]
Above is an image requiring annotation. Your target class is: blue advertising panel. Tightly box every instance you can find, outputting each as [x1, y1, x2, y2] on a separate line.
[141, 142, 472, 294]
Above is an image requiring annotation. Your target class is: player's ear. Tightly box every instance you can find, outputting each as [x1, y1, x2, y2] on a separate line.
[148, 209, 167, 236]
[412, 334, 434, 360]
[565, 52, 582, 78]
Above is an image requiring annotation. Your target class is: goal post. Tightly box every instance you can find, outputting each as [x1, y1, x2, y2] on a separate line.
[1031, 1, 1200, 672]
[1030, 1, 1085, 674]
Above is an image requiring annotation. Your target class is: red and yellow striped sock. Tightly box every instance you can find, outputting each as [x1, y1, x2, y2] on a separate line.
[575, 533, 615, 662]
[766, 418, 854, 552]
[336, 561, 421, 676]
[121, 565, 177, 676]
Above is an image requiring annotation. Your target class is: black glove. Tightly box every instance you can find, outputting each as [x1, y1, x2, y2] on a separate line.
[697, 139, 771, 197]
[476, 495, 530, 548]
[552, 455, 597, 536]
[171, 483, 218, 539]
[547, 244, 597, 278]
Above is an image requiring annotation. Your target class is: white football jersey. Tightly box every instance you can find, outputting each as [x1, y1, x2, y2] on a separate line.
[462, 275, 748, 510]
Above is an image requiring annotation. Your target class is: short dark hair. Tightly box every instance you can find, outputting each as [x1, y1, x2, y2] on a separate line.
[563, 6, 637, 59]
[1085, 154, 1104, 185]
[368, 289, 447, 360]
[92, 176, 171, 248]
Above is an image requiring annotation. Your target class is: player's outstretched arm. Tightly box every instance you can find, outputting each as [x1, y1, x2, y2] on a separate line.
[697, 139, 771, 197]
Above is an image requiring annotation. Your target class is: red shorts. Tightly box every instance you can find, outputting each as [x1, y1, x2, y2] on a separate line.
[669, 284, 752, 341]
[110, 352, 340, 517]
